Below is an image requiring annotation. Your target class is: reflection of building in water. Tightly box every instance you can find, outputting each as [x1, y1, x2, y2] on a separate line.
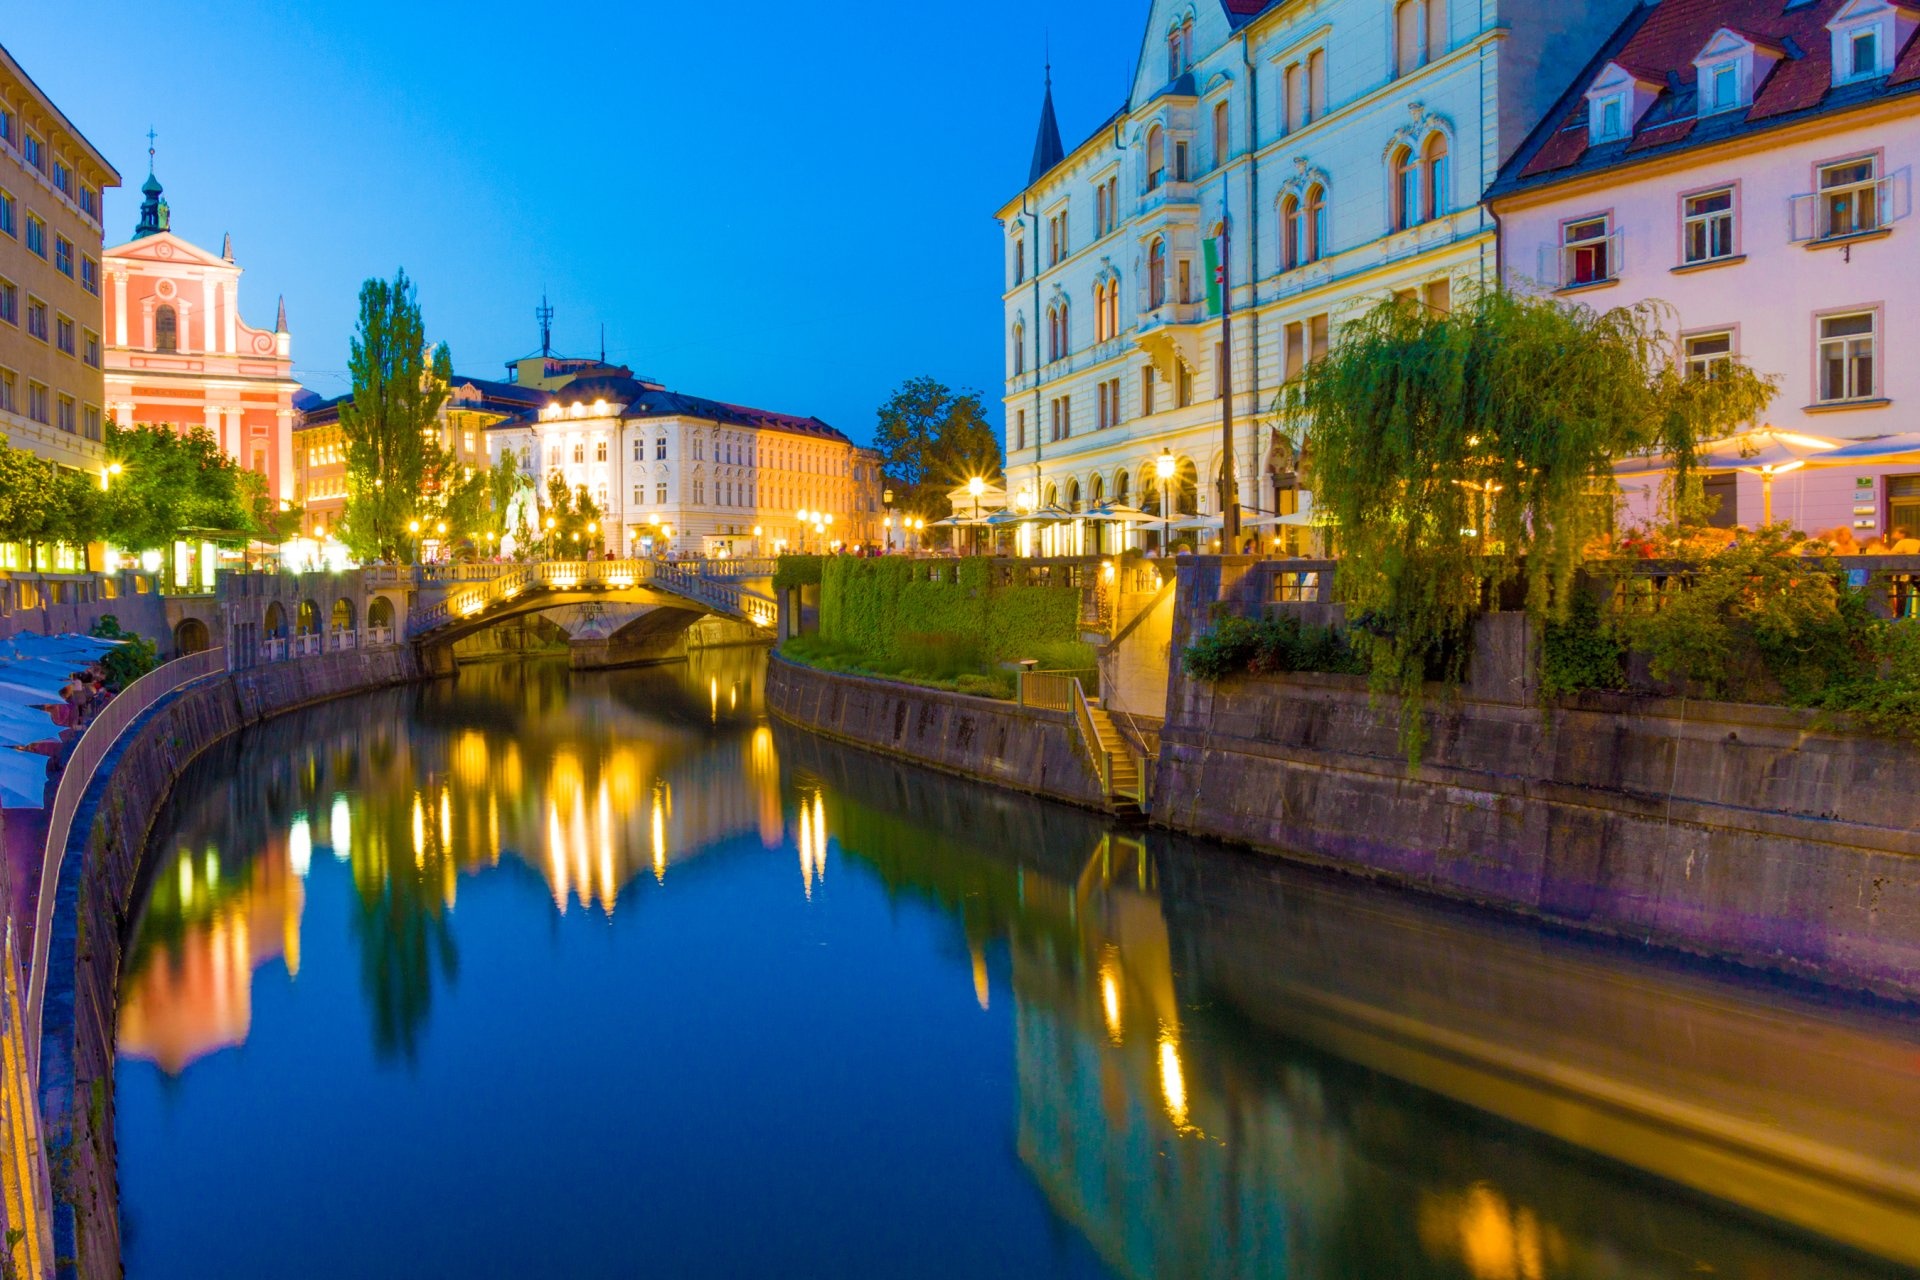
[119, 830, 303, 1075]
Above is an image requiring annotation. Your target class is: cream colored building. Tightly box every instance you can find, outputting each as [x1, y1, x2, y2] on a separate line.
[999, 0, 1639, 551]
[0, 42, 120, 490]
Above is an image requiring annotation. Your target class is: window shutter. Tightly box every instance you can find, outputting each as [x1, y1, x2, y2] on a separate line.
[1878, 172, 1905, 225]
[1788, 192, 1818, 242]
[1606, 229, 1623, 278]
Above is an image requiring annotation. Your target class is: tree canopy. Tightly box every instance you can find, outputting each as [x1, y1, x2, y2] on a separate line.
[542, 472, 603, 557]
[102, 420, 257, 552]
[1280, 288, 1776, 744]
[339, 269, 451, 562]
[0, 440, 98, 563]
[872, 377, 1001, 517]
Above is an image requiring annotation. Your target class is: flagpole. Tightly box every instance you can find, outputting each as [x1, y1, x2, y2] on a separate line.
[1218, 224, 1240, 551]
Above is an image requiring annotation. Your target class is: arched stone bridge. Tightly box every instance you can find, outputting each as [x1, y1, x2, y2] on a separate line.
[219, 559, 775, 673]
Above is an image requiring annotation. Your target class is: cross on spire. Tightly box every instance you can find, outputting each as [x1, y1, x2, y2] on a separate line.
[146, 127, 157, 173]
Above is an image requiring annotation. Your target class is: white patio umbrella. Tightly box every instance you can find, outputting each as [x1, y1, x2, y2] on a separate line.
[1613, 428, 1841, 525]
[1801, 434, 1920, 465]
[0, 748, 50, 808]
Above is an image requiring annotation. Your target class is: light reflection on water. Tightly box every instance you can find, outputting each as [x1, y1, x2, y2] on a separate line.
[115, 650, 1920, 1279]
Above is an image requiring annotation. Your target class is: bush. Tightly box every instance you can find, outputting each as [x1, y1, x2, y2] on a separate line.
[1539, 589, 1625, 697]
[89, 614, 159, 691]
[772, 555, 824, 591]
[1183, 612, 1366, 681]
[1817, 621, 1920, 737]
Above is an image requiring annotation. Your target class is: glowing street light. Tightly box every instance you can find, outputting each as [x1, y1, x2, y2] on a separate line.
[1157, 448, 1176, 551]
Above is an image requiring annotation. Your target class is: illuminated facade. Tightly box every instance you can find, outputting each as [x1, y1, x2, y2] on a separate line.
[102, 168, 297, 502]
[999, 0, 1639, 550]
[0, 43, 119, 482]
[489, 374, 885, 558]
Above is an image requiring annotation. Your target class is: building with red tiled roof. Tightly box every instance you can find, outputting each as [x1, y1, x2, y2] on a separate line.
[1491, 0, 1920, 540]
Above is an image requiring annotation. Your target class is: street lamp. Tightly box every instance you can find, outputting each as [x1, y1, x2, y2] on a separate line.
[1157, 448, 1176, 553]
[968, 476, 985, 557]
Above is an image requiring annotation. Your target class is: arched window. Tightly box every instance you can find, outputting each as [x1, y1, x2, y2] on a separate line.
[1282, 195, 1303, 270]
[1067, 478, 1082, 512]
[1175, 458, 1200, 516]
[1012, 232, 1026, 285]
[1392, 146, 1419, 231]
[1147, 126, 1167, 190]
[1104, 277, 1120, 339]
[1057, 300, 1069, 358]
[1090, 474, 1105, 506]
[1013, 322, 1025, 375]
[1395, 0, 1423, 76]
[1093, 283, 1108, 342]
[154, 304, 177, 353]
[1308, 50, 1327, 118]
[1424, 133, 1451, 220]
[1426, 0, 1449, 61]
[1305, 184, 1327, 261]
[1149, 239, 1168, 308]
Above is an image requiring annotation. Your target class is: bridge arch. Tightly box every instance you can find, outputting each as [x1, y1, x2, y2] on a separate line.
[173, 618, 210, 655]
[331, 598, 357, 632]
[368, 596, 395, 632]
[296, 600, 321, 636]
[264, 601, 287, 637]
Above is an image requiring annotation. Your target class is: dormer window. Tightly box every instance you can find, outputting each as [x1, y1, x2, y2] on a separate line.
[1706, 62, 1740, 113]
[1595, 95, 1626, 141]
[1850, 27, 1880, 77]
[1827, 0, 1916, 86]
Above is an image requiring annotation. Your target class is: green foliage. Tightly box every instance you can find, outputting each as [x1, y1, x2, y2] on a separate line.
[1280, 288, 1777, 751]
[1619, 528, 1869, 700]
[339, 269, 452, 563]
[541, 472, 604, 556]
[1821, 622, 1920, 737]
[1539, 588, 1625, 697]
[773, 554, 824, 591]
[1182, 612, 1367, 682]
[872, 377, 1002, 518]
[88, 614, 159, 690]
[102, 420, 259, 551]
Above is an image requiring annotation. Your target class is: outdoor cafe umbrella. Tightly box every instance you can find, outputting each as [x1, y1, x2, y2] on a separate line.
[1801, 434, 1920, 465]
[1613, 428, 1840, 525]
[0, 747, 50, 808]
[1083, 502, 1159, 523]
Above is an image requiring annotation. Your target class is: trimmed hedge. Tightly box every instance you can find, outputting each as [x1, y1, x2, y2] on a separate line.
[773, 555, 825, 591]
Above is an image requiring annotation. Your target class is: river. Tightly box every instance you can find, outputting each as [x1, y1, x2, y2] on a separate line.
[114, 651, 1920, 1278]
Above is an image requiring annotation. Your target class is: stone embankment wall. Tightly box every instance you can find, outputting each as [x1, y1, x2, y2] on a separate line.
[765, 656, 1106, 811]
[39, 648, 425, 1280]
[1154, 653, 1920, 1000]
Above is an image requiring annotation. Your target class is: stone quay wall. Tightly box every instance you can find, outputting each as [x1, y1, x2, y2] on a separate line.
[1153, 617, 1920, 1002]
[38, 648, 426, 1280]
[765, 655, 1107, 812]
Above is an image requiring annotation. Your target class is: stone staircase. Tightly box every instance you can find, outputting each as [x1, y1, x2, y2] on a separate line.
[1083, 703, 1143, 811]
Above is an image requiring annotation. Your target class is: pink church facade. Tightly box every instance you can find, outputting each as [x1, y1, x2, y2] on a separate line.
[1492, 0, 1920, 541]
[102, 170, 296, 504]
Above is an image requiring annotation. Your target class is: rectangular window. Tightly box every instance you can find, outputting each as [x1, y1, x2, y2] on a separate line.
[1285, 63, 1305, 132]
[1308, 50, 1327, 120]
[1851, 28, 1879, 78]
[596, 439, 607, 462]
[84, 404, 101, 440]
[55, 315, 74, 356]
[1684, 330, 1732, 380]
[1707, 63, 1738, 113]
[1285, 321, 1305, 380]
[52, 161, 70, 198]
[23, 133, 42, 172]
[0, 370, 13, 412]
[83, 329, 100, 367]
[572, 442, 584, 464]
[25, 215, 44, 258]
[657, 482, 668, 504]
[1098, 381, 1110, 431]
[1309, 313, 1329, 364]
[79, 185, 97, 220]
[1013, 235, 1025, 285]
[80, 255, 97, 295]
[0, 191, 13, 239]
[0, 281, 15, 326]
[1173, 140, 1190, 183]
[54, 236, 73, 276]
[1177, 258, 1192, 304]
[1819, 158, 1880, 238]
[656, 438, 667, 460]
[1177, 363, 1194, 408]
[0, 109, 11, 144]
[56, 395, 74, 434]
[1596, 96, 1624, 141]
[27, 382, 48, 425]
[1423, 278, 1452, 314]
[1683, 188, 1736, 263]
[1109, 377, 1123, 426]
[1015, 409, 1026, 451]
[1819, 311, 1876, 403]
[26, 298, 47, 342]
[1561, 216, 1614, 286]
[1142, 366, 1156, 415]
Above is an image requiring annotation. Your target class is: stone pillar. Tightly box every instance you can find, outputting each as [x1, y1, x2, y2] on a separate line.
[223, 281, 237, 355]
[110, 270, 128, 347]
[201, 278, 216, 354]
[177, 301, 194, 355]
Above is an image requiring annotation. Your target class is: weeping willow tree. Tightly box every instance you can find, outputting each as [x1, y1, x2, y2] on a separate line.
[1279, 288, 1775, 751]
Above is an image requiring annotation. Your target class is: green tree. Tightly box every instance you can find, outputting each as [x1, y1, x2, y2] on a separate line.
[439, 450, 522, 557]
[1280, 288, 1776, 752]
[339, 269, 451, 563]
[540, 472, 603, 558]
[102, 420, 256, 552]
[0, 441, 60, 567]
[873, 377, 1002, 517]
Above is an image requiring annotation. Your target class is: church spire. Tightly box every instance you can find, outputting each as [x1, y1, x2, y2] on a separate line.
[134, 128, 169, 239]
[1028, 64, 1066, 186]
[222, 232, 233, 262]
[276, 295, 288, 333]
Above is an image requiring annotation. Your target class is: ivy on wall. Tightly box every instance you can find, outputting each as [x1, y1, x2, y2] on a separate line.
[818, 558, 1082, 667]
[773, 555, 825, 592]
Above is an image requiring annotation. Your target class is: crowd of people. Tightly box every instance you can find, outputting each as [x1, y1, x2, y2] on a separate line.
[54, 664, 113, 730]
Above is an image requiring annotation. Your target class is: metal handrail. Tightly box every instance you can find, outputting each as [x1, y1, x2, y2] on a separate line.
[24, 646, 227, 1081]
[1068, 677, 1116, 799]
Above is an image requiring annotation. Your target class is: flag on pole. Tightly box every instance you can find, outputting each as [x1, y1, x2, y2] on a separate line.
[1204, 237, 1224, 317]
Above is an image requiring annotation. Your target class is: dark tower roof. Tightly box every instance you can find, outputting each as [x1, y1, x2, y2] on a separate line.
[1028, 72, 1066, 185]
[134, 169, 168, 239]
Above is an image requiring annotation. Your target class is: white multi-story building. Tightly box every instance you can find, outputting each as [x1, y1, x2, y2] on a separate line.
[998, 0, 1640, 551]
[489, 373, 885, 558]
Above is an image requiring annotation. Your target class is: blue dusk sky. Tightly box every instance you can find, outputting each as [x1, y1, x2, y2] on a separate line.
[7, 1, 1149, 446]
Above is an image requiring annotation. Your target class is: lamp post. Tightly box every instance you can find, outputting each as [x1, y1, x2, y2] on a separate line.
[883, 488, 895, 553]
[752, 525, 763, 557]
[967, 476, 985, 557]
[1157, 449, 1176, 554]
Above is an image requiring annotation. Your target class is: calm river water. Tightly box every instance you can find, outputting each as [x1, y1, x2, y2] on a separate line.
[116, 651, 1920, 1278]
